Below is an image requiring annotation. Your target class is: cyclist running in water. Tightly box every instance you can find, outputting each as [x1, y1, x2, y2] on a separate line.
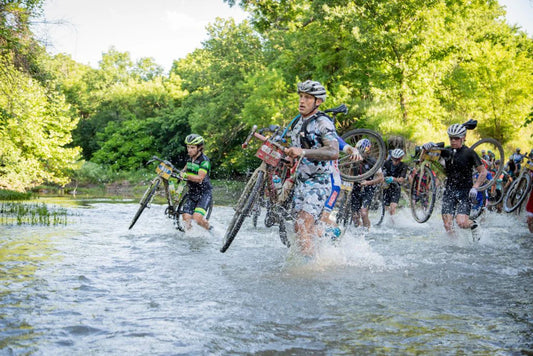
[349, 138, 384, 230]
[284, 80, 339, 256]
[422, 123, 487, 240]
[510, 148, 524, 175]
[180, 134, 213, 232]
[382, 148, 408, 222]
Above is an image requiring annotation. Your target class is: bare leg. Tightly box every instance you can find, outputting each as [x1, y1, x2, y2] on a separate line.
[442, 214, 456, 237]
[192, 212, 210, 230]
[294, 211, 317, 256]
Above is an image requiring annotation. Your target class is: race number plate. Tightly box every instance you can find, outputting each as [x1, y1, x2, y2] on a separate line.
[421, 149, 441, 162]
[256, 141, 283, 167]
[526, 161, 533, 171]
[156, 162, 173, 179]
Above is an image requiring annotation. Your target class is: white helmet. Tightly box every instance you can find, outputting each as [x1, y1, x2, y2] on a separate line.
[391, 148, 405, 159]
[297, 80, 327, 101]
[447, 124, 467, 138]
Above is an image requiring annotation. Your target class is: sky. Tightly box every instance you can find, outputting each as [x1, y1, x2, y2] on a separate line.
[36, 0, 532, 73]
[36, 0, 248, 72]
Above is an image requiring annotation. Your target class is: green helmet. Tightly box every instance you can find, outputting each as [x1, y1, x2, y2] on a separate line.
[185, 134, 204, 146]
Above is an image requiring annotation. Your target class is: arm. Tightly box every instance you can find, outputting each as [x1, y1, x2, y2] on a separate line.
[185, 169, 207, 184]
[473, 164, 487, 189]
[286, 138, 339, 160]
[361, 169, 384, 186]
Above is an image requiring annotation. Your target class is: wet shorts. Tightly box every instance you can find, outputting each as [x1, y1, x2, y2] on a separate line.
[293, 175, 331, 220]
[441, 187, 471, 216]
[350, 184, 376, 212]
[182, 190, 212, 216]
[383, 184, 401, 206]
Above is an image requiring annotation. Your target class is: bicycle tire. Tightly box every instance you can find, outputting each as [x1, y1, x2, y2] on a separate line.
[370, 185, 385, 226]
[129, 178, 161, 229]
[503, 173, 532, 213]
[339, 128, 386, 182]
[175, 193, 214, 232]
[486, 185, 504, 207]
[220, 169, 265, 253]
[335, 189, 353, 227]
[470, 137, 504, 191]
[410, 165, 437, 223]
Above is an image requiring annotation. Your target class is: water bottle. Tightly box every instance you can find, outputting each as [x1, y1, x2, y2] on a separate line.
[169, 181, 176, 195]
[175, 180, 185, 201]
[272, 175, 282, 191]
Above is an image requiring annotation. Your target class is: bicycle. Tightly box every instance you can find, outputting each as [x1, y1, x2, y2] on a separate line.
[220, 125, 300, 253]
[503, 158, 533, 213]
[128, 156, 213, 231]
[248, 104, 360, 231]
[409, 137, 504, 223]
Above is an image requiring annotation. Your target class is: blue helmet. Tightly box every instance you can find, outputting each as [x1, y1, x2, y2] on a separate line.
[356, 138, 371, 153]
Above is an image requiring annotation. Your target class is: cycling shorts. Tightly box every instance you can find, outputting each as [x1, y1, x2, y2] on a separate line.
[324, 161, 341, 212]
[293, 174, 331, 220]
[182, 190, 212, 216]
[383, 184, 401, 206]
[441, 187, 471, 216]
[350, 185, 376, 212]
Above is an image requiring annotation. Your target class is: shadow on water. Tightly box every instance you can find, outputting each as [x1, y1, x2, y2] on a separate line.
[0, 198, 531, 354]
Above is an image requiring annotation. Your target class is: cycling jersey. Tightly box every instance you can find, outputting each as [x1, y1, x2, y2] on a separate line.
[289, 113, 337, 180]
[440, 145, 483, 190]
[382, 159, 408, 179]
[185, 153, 212, 199]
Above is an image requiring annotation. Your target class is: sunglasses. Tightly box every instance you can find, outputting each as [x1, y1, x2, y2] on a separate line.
[449, 136, 463, 141]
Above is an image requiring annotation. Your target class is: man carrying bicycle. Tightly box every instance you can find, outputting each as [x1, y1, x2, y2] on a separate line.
[382, 148, 408, 222]
[349, 138, 384, 230]
[422, 123, 487, 240]
[284, 80, 339, 256]
[180, 134, 213, 232]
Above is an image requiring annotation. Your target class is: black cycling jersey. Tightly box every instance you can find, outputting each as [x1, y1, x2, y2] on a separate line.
[185, 153, 212, 198]
[383, 159, 408, 179]
[352, 157, 377, 182]
[440, 145, 482, 190]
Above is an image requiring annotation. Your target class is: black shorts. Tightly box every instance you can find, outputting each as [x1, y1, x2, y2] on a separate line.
[383, 185, 401, 206]
[182, 190, 212, 216]
[441, 187, 471, 216]
[350, 185, 376, 212]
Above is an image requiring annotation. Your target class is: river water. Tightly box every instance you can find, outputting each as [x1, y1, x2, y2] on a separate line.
[1, 198, 532, 355]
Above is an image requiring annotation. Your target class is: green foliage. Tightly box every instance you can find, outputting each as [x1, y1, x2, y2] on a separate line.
[2, 0, 533, 189]
[0, 55, 80, 191]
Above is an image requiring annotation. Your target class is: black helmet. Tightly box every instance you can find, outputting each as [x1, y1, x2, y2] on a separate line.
[184, 134, 204, 146]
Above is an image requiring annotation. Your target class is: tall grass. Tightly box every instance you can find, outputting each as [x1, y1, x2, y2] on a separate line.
[0, 202, 68, 226]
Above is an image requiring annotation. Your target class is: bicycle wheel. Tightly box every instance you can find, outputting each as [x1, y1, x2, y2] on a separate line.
[368, 185, 385, 226]
[220, 169, 265, 253]
[503, 173, 532, 213]
[486, 185, 504, 207]
[410, 165, 437, 223]
[339, 128, 386, 182]
[129, 178, 161, 229]
[334, 188, 353, 227]
[470, 138, 504, 191]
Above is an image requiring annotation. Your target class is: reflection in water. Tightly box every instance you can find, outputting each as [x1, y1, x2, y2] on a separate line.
[0, 200, 532, 354]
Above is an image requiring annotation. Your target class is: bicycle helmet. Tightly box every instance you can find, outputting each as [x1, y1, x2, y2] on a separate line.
[447, 123, 467, 138]
[356, 138, 372, 153]
[184, 134, 204, 146]
[391, 148, 405, 159]
[297, 80, 327, 101]
[516, 148, 521, 152]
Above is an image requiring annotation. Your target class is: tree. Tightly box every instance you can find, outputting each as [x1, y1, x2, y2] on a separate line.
[0, 56, 80, 191]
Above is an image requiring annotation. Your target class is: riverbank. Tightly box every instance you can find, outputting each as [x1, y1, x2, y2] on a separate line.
[26, 179, 246, 206]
